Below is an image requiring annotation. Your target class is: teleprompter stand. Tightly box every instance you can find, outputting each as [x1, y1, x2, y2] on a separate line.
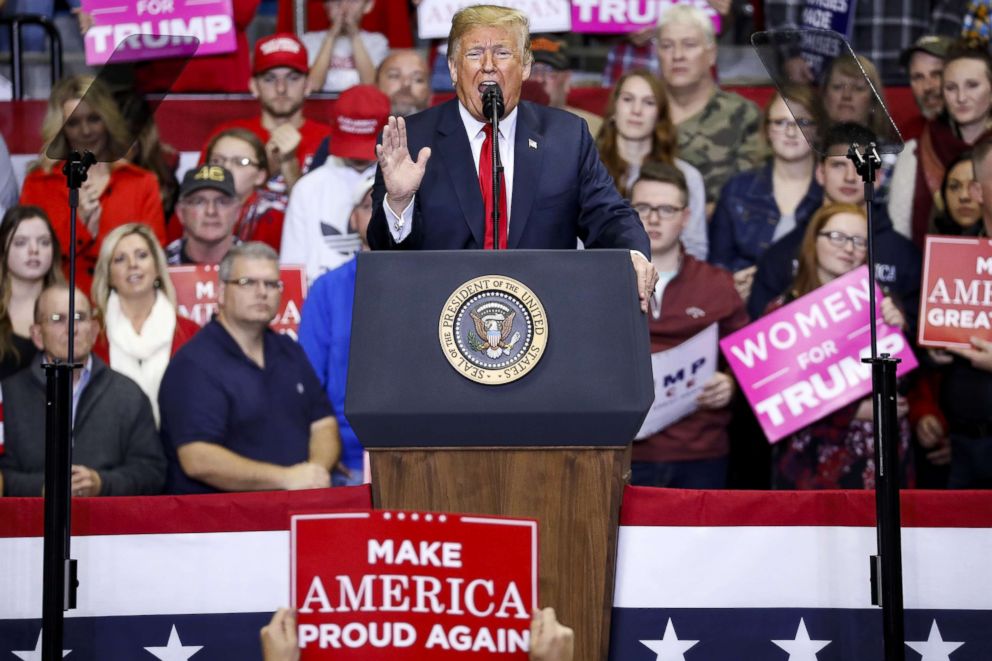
[40, 151, 93, 661]
[751, 28, 908, 661]
[346, 250, 653, 661]
[849, 143, 905, 661]
[40, 37, 197, 659]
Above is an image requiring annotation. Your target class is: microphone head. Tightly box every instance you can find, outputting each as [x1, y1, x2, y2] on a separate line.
[480, 82, 505, 120]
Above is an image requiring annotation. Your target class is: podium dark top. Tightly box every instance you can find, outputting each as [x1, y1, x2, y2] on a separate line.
[367, 99, 650, 255]
[346, 250, 653, 447]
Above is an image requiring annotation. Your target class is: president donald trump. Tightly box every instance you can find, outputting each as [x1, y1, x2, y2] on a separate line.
[369, 4, 658, 311]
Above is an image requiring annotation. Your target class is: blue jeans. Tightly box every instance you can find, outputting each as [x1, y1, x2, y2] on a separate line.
[1, 0, 55, 52]
[630, 456, 729, 489]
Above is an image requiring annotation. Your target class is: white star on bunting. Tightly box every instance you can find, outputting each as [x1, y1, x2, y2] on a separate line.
[144, 625, 203, 661]
[639, 617, 699, 661]
[771, 618, 831, 661]
[11, 631, 71, 660]
[905, 620, 964, 661]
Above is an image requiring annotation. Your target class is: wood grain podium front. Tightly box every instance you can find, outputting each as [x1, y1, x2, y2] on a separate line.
[370, 446, 629, 661]
[348, 251, 652, 661]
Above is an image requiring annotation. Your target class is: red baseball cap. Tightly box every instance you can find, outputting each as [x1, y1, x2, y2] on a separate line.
[329, 85, 391, 161]
[253, 33, 309, 75]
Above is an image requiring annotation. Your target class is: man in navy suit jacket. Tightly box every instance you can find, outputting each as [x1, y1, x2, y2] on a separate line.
[368, 4, 657, 311]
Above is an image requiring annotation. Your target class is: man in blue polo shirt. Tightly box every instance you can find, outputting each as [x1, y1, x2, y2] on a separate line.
[159, 242, 341, 494]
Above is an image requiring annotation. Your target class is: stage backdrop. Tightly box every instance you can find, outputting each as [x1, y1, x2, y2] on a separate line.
[2, 486, 990, 659]
[610, 487, 992, 660]
[0, 487, 371, 659]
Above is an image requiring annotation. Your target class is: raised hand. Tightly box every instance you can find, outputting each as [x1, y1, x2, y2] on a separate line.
[375, 116, 431, 215]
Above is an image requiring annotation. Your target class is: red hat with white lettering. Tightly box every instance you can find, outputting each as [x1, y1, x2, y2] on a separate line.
[329, 85, 391, 161]
[253, 33, 309, 75]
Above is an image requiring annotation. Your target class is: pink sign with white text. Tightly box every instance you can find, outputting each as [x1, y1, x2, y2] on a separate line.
[719, 266, 917, 444]
[571, 0, 721, 34]
[82, 0, 235, 66]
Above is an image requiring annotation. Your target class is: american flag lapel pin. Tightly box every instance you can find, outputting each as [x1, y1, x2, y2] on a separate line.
[528, 138, 538, 149]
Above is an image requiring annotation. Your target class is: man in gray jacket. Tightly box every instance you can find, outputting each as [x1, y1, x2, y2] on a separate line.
[0, 284, 165, 496]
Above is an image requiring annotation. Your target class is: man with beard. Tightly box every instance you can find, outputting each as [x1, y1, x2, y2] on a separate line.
[200, 34, 331, 197]
[310, 49, 432, 169]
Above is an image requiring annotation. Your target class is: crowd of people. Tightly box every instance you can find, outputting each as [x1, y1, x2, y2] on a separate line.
[1, 1, 991, 501]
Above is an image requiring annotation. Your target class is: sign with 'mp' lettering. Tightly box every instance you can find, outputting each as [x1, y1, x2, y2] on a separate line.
[291, 511, 538, 659]
[82, 0, 236, 65]
[719, 266, 917, 443]
[918, 235, 992, 349]
[168, 264, 307, 340]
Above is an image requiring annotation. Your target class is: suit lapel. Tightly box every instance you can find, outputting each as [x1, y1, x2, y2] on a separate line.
[436, 101, 485, 248]
[509, 102, 544, 249]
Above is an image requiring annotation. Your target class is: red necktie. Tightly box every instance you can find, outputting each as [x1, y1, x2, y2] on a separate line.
[479, 124, 508, 250]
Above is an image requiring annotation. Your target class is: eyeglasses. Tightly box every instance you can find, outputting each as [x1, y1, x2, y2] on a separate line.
[181, 195, 239, 210]
[768, 117, 816, 132]
[633, 203, 685, 221]
[818, 230, 867, 250]
[224, 277, 284, 292]
[42, 312, 91, 326]
[209, 155, 261, 169]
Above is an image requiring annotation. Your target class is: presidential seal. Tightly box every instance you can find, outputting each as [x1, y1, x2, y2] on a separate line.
[438, 275, 548, 385]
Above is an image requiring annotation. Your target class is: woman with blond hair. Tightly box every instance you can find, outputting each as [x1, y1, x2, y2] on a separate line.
[0, 205, 64, 379]
[91, 223, 199, 424]
[19, 75, 166, 295]
[766, 203, 911, 489]
[596, 69, 708, 259]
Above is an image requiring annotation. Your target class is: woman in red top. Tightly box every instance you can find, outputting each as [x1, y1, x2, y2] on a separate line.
[91, 223, 199, 426]
[19, 75, 166, 295]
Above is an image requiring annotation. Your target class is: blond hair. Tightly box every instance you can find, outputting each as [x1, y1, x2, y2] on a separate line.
[447, 5, 532, 66]
[91, 223, 177, 320]
[657, 3, 716, 46]
[35, 74, 132, 173]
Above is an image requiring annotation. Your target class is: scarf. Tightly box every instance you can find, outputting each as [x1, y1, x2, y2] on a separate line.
[106, 290, 176, 426]
[910, 120, 989, 248]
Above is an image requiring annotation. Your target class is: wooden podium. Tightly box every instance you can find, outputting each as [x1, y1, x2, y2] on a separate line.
[347, 251, 652, 661]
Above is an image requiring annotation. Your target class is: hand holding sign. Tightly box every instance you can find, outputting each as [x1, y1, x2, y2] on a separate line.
[529, 608, 574, 661]
[261, 609, 300, 661]
[947, 336, 992, 372]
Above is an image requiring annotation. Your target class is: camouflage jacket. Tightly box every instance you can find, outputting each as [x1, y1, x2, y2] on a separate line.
[676, 89, 765, 205]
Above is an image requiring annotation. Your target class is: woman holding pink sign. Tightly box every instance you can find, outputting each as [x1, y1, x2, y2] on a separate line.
[767, 203, 912, 490]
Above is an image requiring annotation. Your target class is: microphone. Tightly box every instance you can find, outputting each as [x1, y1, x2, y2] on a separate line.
[481, 82, 505, 120]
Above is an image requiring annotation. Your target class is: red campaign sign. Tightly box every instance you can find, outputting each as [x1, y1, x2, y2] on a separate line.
[291, 511, 538, 659]
[167, 264, 307, 339]
[918, 236, 992, 348]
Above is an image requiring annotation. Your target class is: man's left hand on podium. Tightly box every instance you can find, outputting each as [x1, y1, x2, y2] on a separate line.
[630, 251, 658, 314]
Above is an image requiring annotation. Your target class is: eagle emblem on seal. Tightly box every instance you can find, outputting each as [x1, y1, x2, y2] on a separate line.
[469, 304, 521, 359]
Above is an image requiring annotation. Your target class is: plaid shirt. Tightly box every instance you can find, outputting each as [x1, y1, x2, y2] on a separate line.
[763, 0, 964, 84]
[602, 39, 661, 88]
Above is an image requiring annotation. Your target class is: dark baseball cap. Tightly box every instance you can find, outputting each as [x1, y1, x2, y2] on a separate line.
[530, 35, 569, 71]
[180, 165, 236, 198]
[900, 35, 952, 68]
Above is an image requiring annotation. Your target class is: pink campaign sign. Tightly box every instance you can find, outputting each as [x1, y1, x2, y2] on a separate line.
[83, 0, 236, 66]
[571, 0, 721, 34]
[719, 266, 917, 444]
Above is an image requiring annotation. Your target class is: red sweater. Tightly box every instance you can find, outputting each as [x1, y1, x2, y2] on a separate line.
[632, 254, 750, 463]
[20, 161, 165, 295]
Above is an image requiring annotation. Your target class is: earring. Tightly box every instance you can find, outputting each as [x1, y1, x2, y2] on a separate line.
[154, 278, 161, 288]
